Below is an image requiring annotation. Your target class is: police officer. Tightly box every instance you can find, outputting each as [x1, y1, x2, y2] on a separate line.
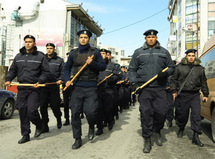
[128, 29, 174, 153]
[107, 50, 121, 120]
[62, 52, 72, 126]
[117, 66, 129, 112]
[64, 30, 106, 149]
[171, 49, 209, 147]
[5, 35, 51, 144]
[96, 49, 119, 135]
[40, 43, 64, 132]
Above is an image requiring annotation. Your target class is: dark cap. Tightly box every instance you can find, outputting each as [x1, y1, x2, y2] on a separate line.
[77, 30, 92, 38]
[120, 66, 126, 68]
[143, 29, 158, 36]
[107, 50, 112, 54]
[185, 49, 197, 54]
[24, 34, 35, 41]
[100, 48, 107, 53]
[46, 43, 55, 48]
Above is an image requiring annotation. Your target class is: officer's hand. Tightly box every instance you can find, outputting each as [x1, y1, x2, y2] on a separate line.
[86, 56, 93, 65]
[66, 81, 73, 87]
[33, 82, 40, 88]
[202, 97, 208, 103]
[56, 80, 63, 85]
[5, 81, 11, 87]
[172, 93, 177, 101]
[157, 71, 168, 79]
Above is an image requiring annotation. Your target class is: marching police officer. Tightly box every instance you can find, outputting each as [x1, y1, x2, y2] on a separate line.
[171, 49, 209, 147]
[96, 49, 119, 135]
[5, 35, 51, 144]
[128, 29, 174, 153]
[40, 43, 64, 132]
[64, 30, 106, 149]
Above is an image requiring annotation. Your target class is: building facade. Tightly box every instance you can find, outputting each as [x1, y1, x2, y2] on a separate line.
[97, 43, 125, 65]
[0, 0, 102, 66]
[168, 0, 215, 61]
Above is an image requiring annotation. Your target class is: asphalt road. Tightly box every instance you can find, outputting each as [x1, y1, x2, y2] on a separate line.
[1, 104, 215, 159]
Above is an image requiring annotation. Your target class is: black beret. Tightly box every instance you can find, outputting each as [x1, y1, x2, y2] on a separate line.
[107, 50, 112, 54]
[185, 49, 197, 54]
[143, 29, 158, 36]
[121, 66, 126, 68]
[77, 30, 92, 38]
[46, 43, 55, 48]
[24, 35, 35, 41]
[100, 48, 107, 53]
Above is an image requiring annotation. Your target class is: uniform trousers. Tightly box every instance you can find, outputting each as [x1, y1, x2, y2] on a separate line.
[97, 89, 114, 129]
[70, 86, 98, 139]
[138, 87, 167, 138]
[16, 87, 42, 136]
[166, 90, 175, 122]
[175, 92, 202, 134]
[40, 85, 62, 125]
[63, 86, 72, 120]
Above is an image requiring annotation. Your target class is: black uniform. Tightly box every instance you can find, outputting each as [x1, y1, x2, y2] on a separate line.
[40, 53, 64, 129]
[64, 44, 106, 139]
[97, 59, 119, 130]
[5, 46, 50, 136]
[171, 57, 209, 134]
[128, 41, 174, 138]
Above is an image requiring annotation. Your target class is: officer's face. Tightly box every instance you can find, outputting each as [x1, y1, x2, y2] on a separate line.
[100, 51, 107, 60]
[24, 38, 36, 52]
[107, 53, 112, 61]
[79, 34, 90, 46]
[186, 53, 196, 63]
[46, 46, 55, 56]
[145, 35, 157, 47]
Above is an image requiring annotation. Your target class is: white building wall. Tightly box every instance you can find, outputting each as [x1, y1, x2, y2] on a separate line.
[97, 43, 125, 65]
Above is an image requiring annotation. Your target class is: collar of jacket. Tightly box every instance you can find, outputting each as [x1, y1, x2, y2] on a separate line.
[181, 57, 201, 65]
[143, 41, 161, 50]
[20, 46, 38, 55]
[46, 52, 57, 59]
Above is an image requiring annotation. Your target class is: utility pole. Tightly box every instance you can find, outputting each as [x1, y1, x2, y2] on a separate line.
[196, 0, 199, 57]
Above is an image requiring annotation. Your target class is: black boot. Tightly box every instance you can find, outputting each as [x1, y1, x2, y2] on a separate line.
[96, 128, 103, 136]
[108, 122, 114, 131]
[42, 124, 49, 133]
[177, 128, 184, 138]
[63, 119, 70, 126]
[116, 114, 119, 120]
[88, 125, 95, 140]
[72, 138, 82, 149]
[155, 132, 162, 146]
[18, 135, 30, 144]
[192, 132, 204, 147]
[143, 137, 151, 153]
[34, 124, 43, 138]
[57, 118, 62, 129]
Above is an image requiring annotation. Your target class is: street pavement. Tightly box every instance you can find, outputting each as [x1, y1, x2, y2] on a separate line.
[1, 103, 215, 159]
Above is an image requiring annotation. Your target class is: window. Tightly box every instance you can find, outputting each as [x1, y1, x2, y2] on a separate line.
[208, 21, 215, 37]
[209, 2, 215, 17]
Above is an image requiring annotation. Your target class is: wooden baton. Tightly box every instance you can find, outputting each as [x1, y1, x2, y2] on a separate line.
[132, 67, 168, 95]
[63, 55, 94, 91]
